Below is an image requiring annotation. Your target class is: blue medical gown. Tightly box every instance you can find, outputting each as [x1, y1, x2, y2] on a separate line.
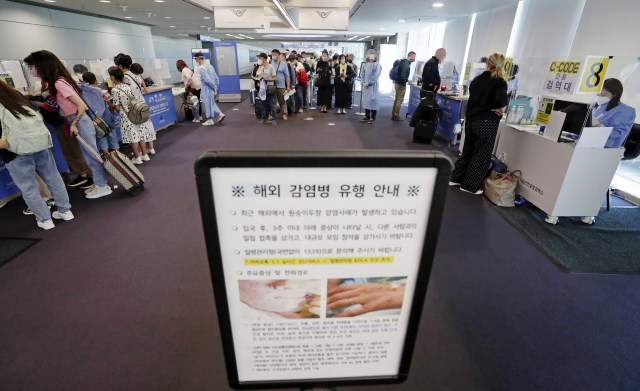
[199, 63, 222, 118]
[361, 62, 382, 111]
[594, 102, 636, 148]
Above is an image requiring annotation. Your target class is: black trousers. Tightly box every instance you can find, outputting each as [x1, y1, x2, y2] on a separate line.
[335, 82, 350, 109]
[450, 120, 499, 192]
[365, 109, 377, 120]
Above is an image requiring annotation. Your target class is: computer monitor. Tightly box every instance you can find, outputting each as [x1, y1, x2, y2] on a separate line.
[553, 99, 592, 136]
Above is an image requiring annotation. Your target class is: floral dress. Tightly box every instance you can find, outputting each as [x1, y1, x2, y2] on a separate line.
[124, 71, 156, 142]
[111, 84, 149, 144]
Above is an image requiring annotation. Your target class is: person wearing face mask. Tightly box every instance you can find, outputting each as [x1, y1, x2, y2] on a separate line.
[286, 54, 298, 116]
[592, 78, 636, 148]
[72, 64, 88, 83]
[392, 51, 416, 121]
[359, 49, 382, 124]
[295, 55, 308, 112]
[422, 48, 446, 97]
[347, 54, 357, 109]
[194, 52, 226, 126]
[334, 55, 353, 114]
[316, 50, 333, 113]
[253, 53, 278, 125]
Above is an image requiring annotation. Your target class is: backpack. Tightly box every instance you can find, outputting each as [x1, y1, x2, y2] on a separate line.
[389, 59, 402, 81]
[0, 103, 53, 155]
[297, 67, 308, 86]
[121, 77, 151, 125]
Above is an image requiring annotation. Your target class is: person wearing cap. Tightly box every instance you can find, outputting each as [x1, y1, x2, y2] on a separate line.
[253, 53, 278, 125]
[360, 49, 382, 124]
[194, 52, 225, 126]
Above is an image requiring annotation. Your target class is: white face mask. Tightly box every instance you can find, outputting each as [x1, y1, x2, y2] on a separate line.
[368, 54, 375, 60]
[596, 95, 610, 106]
[257, 59, 263, 65]
[322, 56, 327, 61]
[340, 59, 345, 64]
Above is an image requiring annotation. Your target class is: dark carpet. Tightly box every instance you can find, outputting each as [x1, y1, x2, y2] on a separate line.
[495, 201, 640, 274]
[1, 91, 640, 391]
[0, 238, 39, 269]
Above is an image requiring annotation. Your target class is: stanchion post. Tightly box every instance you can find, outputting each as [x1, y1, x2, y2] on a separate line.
[355, 78, 366, 116]
[303, 77, 314, 121]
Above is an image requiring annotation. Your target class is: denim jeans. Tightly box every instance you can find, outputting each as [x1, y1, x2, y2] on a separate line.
[261, 94, 277, 122]
[191, 100, 200, 121]
[6, 149, 71, 222]
[296, 85, 307, 108]
[64, 113, 108, 188]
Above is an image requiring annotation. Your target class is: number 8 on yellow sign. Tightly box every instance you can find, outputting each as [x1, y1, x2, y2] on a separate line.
[578, 56, 612, 94]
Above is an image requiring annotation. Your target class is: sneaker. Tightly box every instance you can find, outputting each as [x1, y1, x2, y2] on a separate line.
[147, 149, 156, 155]
[202, 119, 215, 126]
[283, 115, 288, 121]
[359, 117, 370, 122]
[80, 178, 94, 189]
[259, 120, 267, 125]
[449, 181, 461, 187]
[68, 176, 88, 187]
[52, 210, 74, 221]
[268, 116, 273, 121]
[131, 157, 143, 165]
[393, 117, 404, 121]
[460, 188, 483, 195]
[45, 198, 56, 208]
[37, 219, 55, 230]
[298, 108, 304, 113]
[86, 185, 112, 199]
[218, 113, 226, 123]
[140, 154, 150, 162]
[84, 184, 96, 194]
[368, 119, 376, 124]
[192, 119, 201, 123]
[23, 207, 34, 216]
[272, 120, 277, 126]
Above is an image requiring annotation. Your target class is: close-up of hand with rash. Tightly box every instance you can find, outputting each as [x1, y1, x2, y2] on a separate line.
[239, 280, 321, 318]
[326, 281, 406, 318]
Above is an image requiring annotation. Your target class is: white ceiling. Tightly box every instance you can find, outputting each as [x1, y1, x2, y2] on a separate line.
[20, 0, 519, 43]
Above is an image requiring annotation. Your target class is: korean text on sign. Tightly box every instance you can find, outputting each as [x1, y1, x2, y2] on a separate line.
[231, 184, 421, 198]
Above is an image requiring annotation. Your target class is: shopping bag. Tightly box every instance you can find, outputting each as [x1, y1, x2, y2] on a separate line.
[259, 80, 267, 101]
[482, 170, 522, 207]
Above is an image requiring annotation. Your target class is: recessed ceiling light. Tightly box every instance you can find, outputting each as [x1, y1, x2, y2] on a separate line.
[203, 17, 210, 19]
[226, 34, 234, 36]
[380, 28, 385, 30]
[200, 26, 206, 28]
[154, 0, 164, 2]
[432, 3, 444, 7]
[169, 26, 175, 27]
[99, 0, 110, 2]
[125, 16, 132, 18]
[398, 19, 406, 22]
[164, 17, 171, 19]
[44, 0, 56, 2]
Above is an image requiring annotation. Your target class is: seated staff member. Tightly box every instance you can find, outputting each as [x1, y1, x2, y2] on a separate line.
[450, 52, 508, 195]
[593, 78, 637, 148]
[177, 59, 202, 122]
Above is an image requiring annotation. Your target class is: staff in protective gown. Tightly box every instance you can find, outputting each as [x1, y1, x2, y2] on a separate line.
[359, 49, 382, 124]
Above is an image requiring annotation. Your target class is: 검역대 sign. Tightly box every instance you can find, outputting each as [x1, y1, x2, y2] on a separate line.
[544, 60, 581, 94]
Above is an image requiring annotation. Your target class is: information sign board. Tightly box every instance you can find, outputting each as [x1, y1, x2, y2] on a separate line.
[536, 95, 556, 125]
[544, 60, 581, 94]
[195, 151, 451, 389]
[503, 57, 513, 82]
[577, 55, 612, 94]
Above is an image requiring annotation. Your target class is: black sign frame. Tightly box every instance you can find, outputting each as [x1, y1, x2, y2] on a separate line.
[194, 150, 452, 390]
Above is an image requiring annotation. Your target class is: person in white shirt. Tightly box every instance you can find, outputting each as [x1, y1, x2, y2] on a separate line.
[177, 59, 202, 122]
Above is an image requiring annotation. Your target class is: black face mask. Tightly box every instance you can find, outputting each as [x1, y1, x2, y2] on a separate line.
[348, 59, 353, 63]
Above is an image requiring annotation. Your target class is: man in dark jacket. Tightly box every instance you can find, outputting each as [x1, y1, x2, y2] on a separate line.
[421, 48, 446, 97]
[392, 51, 416, 121]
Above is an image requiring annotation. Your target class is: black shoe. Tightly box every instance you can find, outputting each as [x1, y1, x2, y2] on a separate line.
[368, 119, 376, 124]
[68, 176, 88, 187]
[359, 117, 370, 122]
[80, 178, 94, 189]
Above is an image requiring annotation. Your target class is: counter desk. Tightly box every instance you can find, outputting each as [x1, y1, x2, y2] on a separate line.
[493, 122, 622, 224]
[142, 85, 180, 131]
[407, 85, 468, 145]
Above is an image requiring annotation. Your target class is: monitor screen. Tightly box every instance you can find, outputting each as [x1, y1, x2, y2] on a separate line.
[553, 100, 592, 135]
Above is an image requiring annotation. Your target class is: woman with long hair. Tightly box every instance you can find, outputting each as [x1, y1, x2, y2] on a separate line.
[177, 59, 202, 122]
[333, 54, 353, 115]
[24, 50, 112, 199]
[593, 78, 637, 148]
[0, 80, 73, 229]
[450, 52, 509, 195]
[315, 50, 333, 113]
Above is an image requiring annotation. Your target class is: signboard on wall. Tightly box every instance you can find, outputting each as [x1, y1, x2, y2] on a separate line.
[194, 151, 451, 390]
[144, 89, 177, 130]
[214, 7, 265, 29]
[543, 60, 581, 95]
[577, 55, 612, 94]
[199, 34, 222, 42]
[503, 57, 513, 82]
[299, 8, 349, 30]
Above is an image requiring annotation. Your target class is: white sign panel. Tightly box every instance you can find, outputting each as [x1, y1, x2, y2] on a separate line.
[298, 8, 349, 30]
[543, 60, 581, 95]
[214, 6, 265, 29]
[210, 166, 436, 382]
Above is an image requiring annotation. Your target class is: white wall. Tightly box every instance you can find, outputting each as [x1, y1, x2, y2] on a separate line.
[466, 3, 518, 65]
[152, 35, 202, 84]
[0, 0, 156, 66]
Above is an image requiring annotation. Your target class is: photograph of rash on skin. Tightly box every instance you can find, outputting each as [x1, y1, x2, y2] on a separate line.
[239, 279, 322, 320]
[326, 277, 407, 318]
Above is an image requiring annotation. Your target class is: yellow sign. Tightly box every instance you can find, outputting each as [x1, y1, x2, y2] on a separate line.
[548, 61, 581, 74]
[578, 56, 611, 94]
[0, 76, 16, 89]
[245, 256, 394, 266]
[536, 96, 555, 125]
[106, 78, 113, 87]
[503, 57, 513, 81]
[464, 63, 471, 81]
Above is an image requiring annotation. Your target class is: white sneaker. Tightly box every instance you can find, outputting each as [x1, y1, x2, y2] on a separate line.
[140, 154, 150, 162]
[52, 210, 74, 221]
[86, 185, 113, 199]
[218, 113, 226, 123]
[84, 184, 96, 194]
[449, 182, 461, 186]
[131, 156, 143, 165]
[192, 119, 201, 123]
[202, 119, 215, 126]
[147, 149, 156, 155]
[37, 219, 55, 230]
[460, 188, 483, 195]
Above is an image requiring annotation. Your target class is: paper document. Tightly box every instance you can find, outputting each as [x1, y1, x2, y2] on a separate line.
[542, 111, 566, 142]
[160, 59, 171, 79]
[284, 89, 296, 100]
[576, 127, 613, 148]
[0, 61, 28, 89]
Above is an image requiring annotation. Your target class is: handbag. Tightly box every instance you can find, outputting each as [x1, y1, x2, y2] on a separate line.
[489, 152, 508, 174]
[267, 63, 280, 96]
[482, 170, 522, 207]
[76, 93, 111, 139]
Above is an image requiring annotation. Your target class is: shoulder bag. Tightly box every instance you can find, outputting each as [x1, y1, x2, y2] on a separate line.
[0, 103, 53, 155]
[117, 82, 150, 125]
[76, 92, 111, 139]
[267, 63, 279, 96]
[482, 170, 522, 207]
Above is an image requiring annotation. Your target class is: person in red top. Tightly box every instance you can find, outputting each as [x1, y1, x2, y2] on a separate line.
[24, 50, 112, 199]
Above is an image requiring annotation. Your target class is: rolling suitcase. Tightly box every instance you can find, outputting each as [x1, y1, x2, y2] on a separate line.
[77, 135, 145, 196]
[414, 119, 438, 144]
[413, 92, 439, 144]
[249, 88, 258, 106]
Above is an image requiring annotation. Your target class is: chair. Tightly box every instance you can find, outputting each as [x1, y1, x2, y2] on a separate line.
[606, 123, 640, 211]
